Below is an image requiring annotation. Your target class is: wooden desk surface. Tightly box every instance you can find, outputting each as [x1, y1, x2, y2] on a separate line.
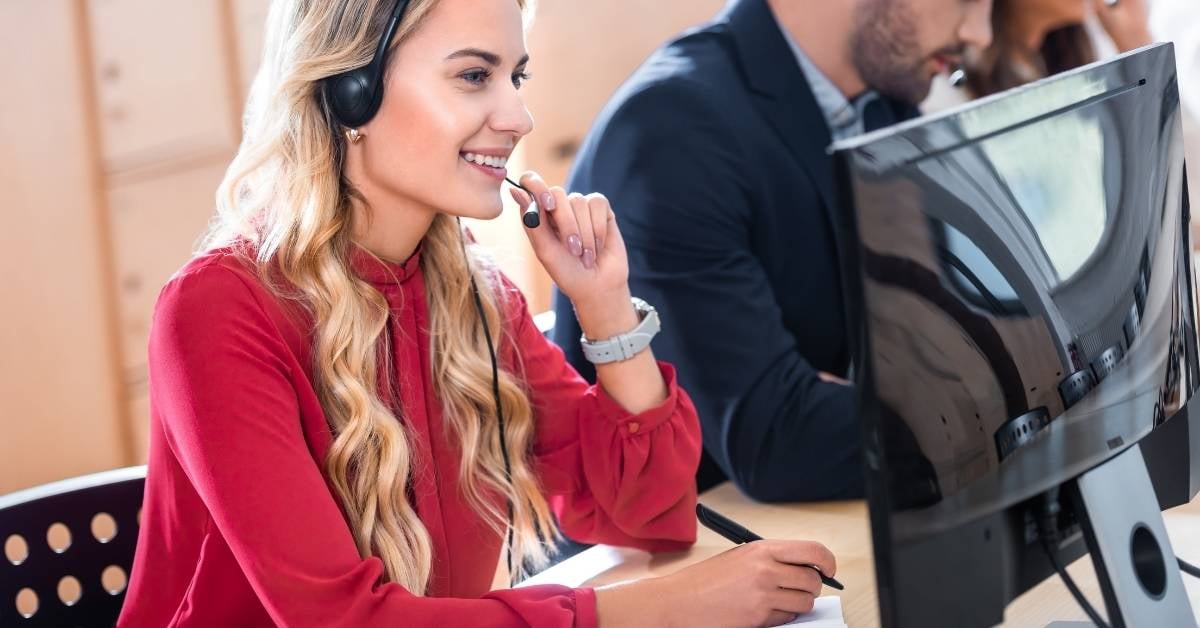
[521, 483, 1200, 626]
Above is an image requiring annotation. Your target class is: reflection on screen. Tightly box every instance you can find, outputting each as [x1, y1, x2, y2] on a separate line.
[963, 82, 1108, 282]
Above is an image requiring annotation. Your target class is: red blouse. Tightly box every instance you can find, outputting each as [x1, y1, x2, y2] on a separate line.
[117, 246, 701, 627]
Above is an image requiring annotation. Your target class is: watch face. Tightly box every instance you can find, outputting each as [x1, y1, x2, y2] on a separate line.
[631, 297, 654, 320]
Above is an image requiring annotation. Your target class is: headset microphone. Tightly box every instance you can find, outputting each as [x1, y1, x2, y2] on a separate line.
[949, 66, 968, 88]
[504, 177, 541, 228]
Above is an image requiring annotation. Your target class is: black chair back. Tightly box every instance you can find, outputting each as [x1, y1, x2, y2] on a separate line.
[1, 466, 146, 627]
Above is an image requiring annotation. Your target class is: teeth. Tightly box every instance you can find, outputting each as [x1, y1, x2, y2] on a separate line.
[462, 152, 507, 168]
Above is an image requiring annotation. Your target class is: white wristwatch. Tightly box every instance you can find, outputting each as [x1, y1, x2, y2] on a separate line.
[580, 297, 661, 364]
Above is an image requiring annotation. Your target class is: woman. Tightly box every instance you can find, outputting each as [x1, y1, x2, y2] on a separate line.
[117, 0, 835, 626]
[927, 0, 1152, 108]
[968, 0, 1150, 96]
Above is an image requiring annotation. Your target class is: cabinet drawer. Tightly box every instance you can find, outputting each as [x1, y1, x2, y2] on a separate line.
[87, 0, 238, 172]
[108, 159, 231, 376]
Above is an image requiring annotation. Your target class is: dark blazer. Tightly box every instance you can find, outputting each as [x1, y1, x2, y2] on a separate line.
[552, 0, 916, 501]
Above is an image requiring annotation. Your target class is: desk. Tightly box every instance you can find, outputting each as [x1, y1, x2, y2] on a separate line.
[522, 483, 1200, 626]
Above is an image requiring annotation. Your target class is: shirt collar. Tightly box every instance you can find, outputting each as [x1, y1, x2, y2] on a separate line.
[349, 242, 423, 287]
[779, 29, 879, 141]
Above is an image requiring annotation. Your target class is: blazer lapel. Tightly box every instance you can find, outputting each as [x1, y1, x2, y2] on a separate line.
[720, 0, 842, 254]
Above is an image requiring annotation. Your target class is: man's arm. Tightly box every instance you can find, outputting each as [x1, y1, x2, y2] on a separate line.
[554, 77, 863, 502]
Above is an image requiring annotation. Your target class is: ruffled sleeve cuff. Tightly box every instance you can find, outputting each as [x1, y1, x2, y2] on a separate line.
[573, 588, 598, 628]
[592, 361, 682, 438]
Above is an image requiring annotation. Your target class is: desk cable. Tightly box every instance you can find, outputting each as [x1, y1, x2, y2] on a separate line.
[1037, 492, 1112, 628]
[1179, 556, 1200, 580]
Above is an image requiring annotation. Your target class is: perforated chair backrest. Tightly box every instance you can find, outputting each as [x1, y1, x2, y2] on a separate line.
[1, 466, 146, 627]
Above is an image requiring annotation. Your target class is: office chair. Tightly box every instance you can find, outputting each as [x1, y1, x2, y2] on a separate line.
[1, 466, 146, 626]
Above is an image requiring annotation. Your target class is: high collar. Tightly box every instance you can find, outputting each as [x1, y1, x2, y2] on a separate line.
[349, 243, 423, 288]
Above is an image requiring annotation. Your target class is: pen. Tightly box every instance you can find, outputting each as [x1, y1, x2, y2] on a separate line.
[696, 502, 844, 591]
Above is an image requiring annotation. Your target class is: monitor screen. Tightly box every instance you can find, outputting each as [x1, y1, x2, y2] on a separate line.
[833, 43, 1197, 626]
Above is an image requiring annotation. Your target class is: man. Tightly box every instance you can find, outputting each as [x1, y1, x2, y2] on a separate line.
[552, 0, 993, 501]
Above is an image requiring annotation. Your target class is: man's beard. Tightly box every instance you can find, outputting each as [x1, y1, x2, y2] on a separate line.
[849, 0, 932, 105]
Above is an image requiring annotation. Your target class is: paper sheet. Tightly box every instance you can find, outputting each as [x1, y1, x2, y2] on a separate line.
[776, 596, 847, 627]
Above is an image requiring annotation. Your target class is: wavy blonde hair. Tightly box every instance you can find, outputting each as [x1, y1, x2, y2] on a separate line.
[202, 0, 555, 593]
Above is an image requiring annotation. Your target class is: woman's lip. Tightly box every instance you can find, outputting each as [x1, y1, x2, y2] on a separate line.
[462, 156, 507, 180]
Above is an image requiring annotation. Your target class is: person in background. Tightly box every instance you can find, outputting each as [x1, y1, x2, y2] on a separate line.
[117, 0, 839, 626]
[964, 0, 1151, 97]
[552, 0, 994, 502]
[924, 0, 1200, 241]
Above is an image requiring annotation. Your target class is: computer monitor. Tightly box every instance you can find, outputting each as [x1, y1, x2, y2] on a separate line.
[833, 43, 1198, 627]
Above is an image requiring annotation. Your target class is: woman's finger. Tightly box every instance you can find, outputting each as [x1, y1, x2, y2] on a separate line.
[764, 610, 802, 627]
[569, 193, 595, 269]
[585, 193, 610, 255]
[767, 587, 816, 616]
[513, 188, 568, 263]
[517, 171, 557, 216]
[509, 185, 534, 210]
[763, 540, 836, 579]
[545, 186, 582, 258]
[773, 563, 823, 596]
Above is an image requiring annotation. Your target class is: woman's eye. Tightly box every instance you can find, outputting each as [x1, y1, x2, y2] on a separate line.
[512, 72, 531, 89]
[461, 69, 491, 85]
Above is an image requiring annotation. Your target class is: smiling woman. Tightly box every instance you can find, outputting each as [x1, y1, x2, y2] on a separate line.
[113, 0, 694, 624]
[110, 0, 841, 626]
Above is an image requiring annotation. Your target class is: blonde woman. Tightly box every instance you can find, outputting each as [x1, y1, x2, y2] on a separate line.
[118, 0, 837, 626]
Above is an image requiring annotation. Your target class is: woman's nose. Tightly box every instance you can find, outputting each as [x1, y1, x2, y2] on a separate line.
[492, 88, 534, 138]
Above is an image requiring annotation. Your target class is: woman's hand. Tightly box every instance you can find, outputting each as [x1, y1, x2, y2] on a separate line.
[511, 170, 667, 413]
[510, 171, 631, 325]
[1093, 0, 1153, 53]
[595, 540, 837, 627]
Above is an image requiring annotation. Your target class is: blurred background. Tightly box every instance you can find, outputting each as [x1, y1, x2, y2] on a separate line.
[2, 0, 1197, 496]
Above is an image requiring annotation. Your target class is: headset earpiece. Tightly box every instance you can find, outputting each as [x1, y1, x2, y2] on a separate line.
[326, 69, 381, 128]
[323, 0, 411, 128]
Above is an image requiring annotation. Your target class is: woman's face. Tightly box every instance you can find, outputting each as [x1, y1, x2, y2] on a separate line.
[350, 0, 532, 221]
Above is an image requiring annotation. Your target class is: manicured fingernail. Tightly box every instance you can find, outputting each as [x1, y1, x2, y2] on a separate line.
[568, 235, 583, 257]
[541, 192, 556, 211]
[583, 248, 596, 269]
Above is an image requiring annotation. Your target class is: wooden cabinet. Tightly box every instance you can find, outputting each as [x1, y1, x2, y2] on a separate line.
[107, 158, 232, 380]
[85, 0, 239, 175]
[0, 0, 127, 494]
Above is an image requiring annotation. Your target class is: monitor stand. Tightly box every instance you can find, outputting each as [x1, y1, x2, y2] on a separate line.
[1062, 443, 1194, 627]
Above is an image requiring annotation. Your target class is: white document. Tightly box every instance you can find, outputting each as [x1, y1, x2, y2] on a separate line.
[776, 596, 847, 627]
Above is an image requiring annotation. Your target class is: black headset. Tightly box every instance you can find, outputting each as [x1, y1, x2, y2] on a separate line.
[324, 0, 521, 583]
[325, 0, 413, 127]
